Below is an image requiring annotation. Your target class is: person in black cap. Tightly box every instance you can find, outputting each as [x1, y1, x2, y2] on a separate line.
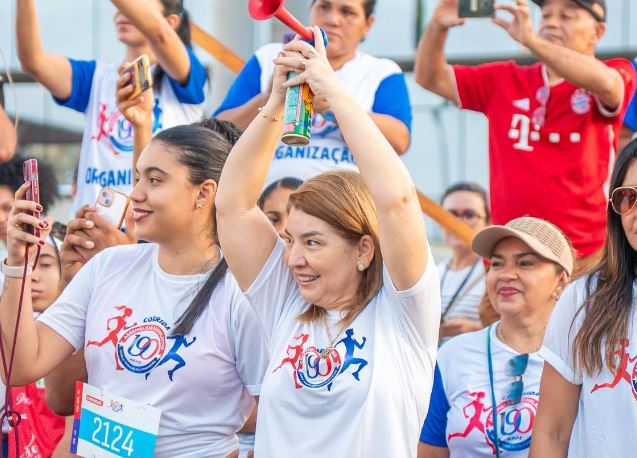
[414, 0, 635, 272]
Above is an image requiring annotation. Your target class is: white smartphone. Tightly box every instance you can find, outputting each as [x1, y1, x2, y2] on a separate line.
[95, 187, 130, 229]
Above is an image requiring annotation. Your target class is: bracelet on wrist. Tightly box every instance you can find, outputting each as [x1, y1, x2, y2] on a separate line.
[1, 258, 32, 278]
[257, 106, 282, 122]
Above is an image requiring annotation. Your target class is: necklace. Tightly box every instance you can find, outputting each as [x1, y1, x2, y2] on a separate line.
[321, 309, 359, 359]
[497, 322, 544, 353]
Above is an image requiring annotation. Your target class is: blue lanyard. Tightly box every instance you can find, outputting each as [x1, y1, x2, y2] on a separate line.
[486, 324, 501, 458]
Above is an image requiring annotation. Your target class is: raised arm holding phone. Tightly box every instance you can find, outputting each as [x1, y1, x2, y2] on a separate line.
[415, 0, 635, 269]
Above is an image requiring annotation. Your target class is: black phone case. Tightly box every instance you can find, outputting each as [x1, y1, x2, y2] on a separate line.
[458, 0, 495, 18]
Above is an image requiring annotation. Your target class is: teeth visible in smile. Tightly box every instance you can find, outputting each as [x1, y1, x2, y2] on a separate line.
[298, 275, 318, 282]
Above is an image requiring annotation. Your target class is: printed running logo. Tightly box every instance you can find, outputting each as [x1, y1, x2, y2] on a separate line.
[591, 338, 637, 401]
[274, 328, 368, 391]
[87, 305, 195, 381]
[92, 100, 163, 155]
[448, 390, 539, 454]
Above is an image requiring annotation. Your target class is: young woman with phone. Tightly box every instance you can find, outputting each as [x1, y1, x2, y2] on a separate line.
[216, 27, 440, 457]
[16, 0, 207, 215]
[0, 129, 269, 457]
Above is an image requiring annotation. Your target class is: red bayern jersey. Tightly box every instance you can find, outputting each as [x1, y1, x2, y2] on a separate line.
[453, 59, 636, 257]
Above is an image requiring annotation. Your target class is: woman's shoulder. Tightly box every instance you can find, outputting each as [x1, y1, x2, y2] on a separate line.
[438, 326, 490, 362]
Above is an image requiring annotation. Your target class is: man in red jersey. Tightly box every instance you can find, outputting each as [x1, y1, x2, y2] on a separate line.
[415, 0, 635, 267]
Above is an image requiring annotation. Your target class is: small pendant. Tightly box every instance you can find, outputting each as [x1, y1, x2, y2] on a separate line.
[321, 347, 333, 359]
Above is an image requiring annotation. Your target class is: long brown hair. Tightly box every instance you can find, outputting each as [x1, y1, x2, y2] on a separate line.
[289, 171, 383, 324]
[572, 138, 637, 375]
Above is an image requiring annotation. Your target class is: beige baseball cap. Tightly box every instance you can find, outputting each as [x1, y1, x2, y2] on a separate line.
[472, 217, 574, 276]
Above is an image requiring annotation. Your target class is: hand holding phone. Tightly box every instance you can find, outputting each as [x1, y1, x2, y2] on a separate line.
[458, 0, 495, 18]
[23, 158, 41, 238]
[123, 54, 152, 100]
[95, 188, 130, 229]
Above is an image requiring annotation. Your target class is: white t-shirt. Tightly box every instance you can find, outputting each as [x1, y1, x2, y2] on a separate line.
[38, 243, 269, 458]
[55, 49, 207, 215]
[214, 43, 412, 187]
[421, 324, 543, 457]
[540, 275, 637, 458]
[245, 239, 440, 458]
[437, 260, 484, 345]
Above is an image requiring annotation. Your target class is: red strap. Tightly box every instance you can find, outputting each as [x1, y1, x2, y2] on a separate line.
[0, 244, 41, 457]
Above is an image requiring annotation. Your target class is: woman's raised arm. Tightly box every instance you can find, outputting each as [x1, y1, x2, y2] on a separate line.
[111, 0, 191, 83]
[16, 0, 73, 100]
[215, 55, 291, 291]
[281, 28, 429, 290]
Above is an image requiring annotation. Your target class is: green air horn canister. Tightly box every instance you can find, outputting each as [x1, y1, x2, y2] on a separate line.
[281, 71, 314, 146]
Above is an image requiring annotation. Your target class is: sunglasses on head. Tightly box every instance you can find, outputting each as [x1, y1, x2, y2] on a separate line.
[501, 353, 529, 405]
[447, 209, 484, 222]
[611, 186, 637, 216]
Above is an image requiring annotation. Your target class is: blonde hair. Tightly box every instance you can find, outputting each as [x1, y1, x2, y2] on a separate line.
[289, 171, 383, 324]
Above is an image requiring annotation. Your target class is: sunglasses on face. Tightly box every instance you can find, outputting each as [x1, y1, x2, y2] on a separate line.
[447, 209, 485, 222]
[611, 186, 637, 216]
[501, 353, 529, 405]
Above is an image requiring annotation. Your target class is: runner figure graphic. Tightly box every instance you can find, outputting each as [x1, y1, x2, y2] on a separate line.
[448, 392, 496, 454]
[592, 339, 637, 393]
[145, 335, 197, 381]
[87, 305, 136, 370]
[91, 103, 109, 142]
[274, 333, 309, 389]
[336, 329, 367, 381]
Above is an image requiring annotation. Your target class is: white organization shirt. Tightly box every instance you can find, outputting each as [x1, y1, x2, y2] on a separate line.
[54, 49, 207, 215]
[420, 324, 543, 457]
[38, 243, 269, 458]
[214, 43, 412, 186]
[540, 276, 637, 458]
[246, 240, 440, 458]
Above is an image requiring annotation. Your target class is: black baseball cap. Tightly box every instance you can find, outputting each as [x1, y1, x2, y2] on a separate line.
[531, 0, 606, 22]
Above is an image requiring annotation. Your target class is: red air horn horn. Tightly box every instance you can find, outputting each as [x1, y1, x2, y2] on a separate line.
[248, 0, 314, 41]
[248, 0, 327, 145]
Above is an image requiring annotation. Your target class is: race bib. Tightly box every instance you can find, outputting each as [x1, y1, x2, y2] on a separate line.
[71, 382, 161, 458]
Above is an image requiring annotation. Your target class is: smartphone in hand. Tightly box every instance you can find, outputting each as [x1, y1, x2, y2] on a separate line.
[124, 54, 152, 100]
[95, 188, 130, 229]
[23, 158, 41, 238]
[458, 0, 495, 18]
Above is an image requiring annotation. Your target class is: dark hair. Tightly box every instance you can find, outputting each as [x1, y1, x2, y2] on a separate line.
[0, 154, 59, 213]
[441, 181, 490, 221]
[195, 118, 243, 146]
[258, 177, 304, 209]
[310, 0, 377, 18]
[153, 0, 192, 92]
[573, 138, 637, 375]
[152, 125, 233, 336]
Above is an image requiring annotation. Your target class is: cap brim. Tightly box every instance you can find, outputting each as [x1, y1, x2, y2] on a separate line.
[472, 225, 563, 269]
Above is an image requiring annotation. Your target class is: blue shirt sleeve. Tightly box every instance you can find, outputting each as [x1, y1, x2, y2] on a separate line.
[53, 58, 97, 113]
[213, 54, 263, 116]
[420, 363, 450, 447]
[167, 46, 207, 104]
[372, 73, 412, 132]
[625, 60, 637, 131]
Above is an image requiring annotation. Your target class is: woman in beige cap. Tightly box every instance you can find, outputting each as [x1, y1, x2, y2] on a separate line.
[419, 216, 573, 458]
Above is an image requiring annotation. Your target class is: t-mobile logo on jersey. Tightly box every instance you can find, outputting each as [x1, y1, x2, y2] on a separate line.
[508, 114, 536, 152]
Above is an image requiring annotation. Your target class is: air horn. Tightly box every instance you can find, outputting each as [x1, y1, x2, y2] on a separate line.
[248, 0, 327, 146]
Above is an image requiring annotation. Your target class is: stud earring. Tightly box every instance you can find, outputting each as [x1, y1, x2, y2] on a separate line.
[196, 202, 203, 209]
[357, 262, 365, 272]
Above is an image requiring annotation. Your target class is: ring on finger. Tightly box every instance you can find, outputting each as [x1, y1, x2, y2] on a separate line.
[299, 59, 308, 69]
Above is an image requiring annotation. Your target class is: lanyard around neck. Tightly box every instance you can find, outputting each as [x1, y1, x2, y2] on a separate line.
[440, 258, 480, 321]
[486, 324, 501, 458]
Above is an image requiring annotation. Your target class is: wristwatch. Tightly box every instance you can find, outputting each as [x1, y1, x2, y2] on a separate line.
[1, 259, 32, 278]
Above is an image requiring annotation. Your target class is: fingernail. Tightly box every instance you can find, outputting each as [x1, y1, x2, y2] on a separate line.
[39, 221, 47, 229]
[85, 241, 94, 249]
[36, 205, 43, 212]
[38, 240, 45, 246]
